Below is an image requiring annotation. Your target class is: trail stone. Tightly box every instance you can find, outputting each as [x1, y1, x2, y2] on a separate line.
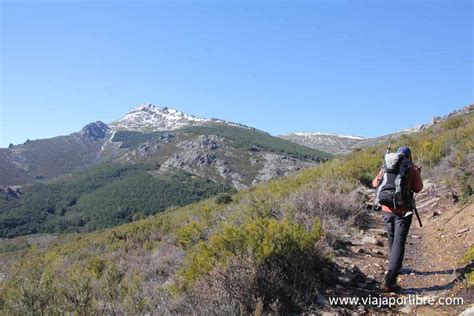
[337, 275, 354, 286]
[372, 249, 384, 256]
[399, 304, 412, 314]
[368, 228, 387, 237]
[460, 306, 474, 316]
[456, 228, 470, 235]
[361, 236, 379, 244]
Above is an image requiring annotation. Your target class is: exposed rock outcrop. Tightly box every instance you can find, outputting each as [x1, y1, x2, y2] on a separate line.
[81, 121, 110, 140]
[253, 153, 315, 184]
[2, 186, 22, 200]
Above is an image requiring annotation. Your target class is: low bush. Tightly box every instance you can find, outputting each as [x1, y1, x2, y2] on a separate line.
[175, 221, 205, 249]
[287, 180, 369, 245]
[461, 245, 474, 286]
[179, 218, 324, 313]
[215, 192, 233, 204]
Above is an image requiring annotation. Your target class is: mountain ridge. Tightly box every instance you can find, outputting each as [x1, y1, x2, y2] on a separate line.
[109, 103, 253, 133]
[280, 104, 473, 154]
[2, 103, 331, 187]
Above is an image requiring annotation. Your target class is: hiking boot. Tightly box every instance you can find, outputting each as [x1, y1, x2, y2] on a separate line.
[383, 284, 402, 293]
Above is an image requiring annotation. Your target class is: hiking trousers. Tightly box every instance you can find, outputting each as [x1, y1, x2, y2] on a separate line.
[382, 211, 413, 286]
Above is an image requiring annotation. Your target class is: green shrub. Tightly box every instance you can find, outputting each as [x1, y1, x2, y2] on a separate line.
[60, 266, 97, 315]
[180, 217, 322, 288]
[176, 221, 205, 249]
[183, 218, 325, 313]
[441, 116, 463, 130]
[461, 245, 474, 265]
[461, 245, 474, 286]
[1, 251, 60, 315]
[215, 193, 233, 204]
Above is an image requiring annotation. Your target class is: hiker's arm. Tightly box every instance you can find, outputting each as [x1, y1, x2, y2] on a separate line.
[411, 166, 423, 193]
[372, 168, 383, 188]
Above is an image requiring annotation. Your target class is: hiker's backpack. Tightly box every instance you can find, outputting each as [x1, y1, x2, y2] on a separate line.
[375, 153, 412, 209]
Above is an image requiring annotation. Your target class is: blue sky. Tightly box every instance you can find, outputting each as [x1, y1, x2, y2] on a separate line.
[1, 0, 472, 147]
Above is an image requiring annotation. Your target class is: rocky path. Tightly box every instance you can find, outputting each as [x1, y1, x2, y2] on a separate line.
[314, 181, 473, 315]
[375, 180, 473, 314]
[397, 201, 473, 315]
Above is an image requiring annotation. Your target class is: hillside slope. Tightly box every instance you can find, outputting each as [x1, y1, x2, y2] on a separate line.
[111, 122, 330, 189]
[0, 163, 233, 237]
[0, 122, 112, 185]
[1, 105, 472, 314]
[280, 105, 473, 155]
[280, 132, 366, 154]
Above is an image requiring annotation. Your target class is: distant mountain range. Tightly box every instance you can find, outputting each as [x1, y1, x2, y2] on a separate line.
[2, 103, 463, 187]
[280, 132, 367, 155]
[280, 122, 438, 154]
[280, 106, 474, 155]
[1, 104, 330, 188]
[281, 124, 438, 154]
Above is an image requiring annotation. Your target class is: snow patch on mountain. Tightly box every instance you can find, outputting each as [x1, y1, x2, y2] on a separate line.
[110, 103, 254, 132]
[291, 132, 367, 140]
[110, 104, 210, 132]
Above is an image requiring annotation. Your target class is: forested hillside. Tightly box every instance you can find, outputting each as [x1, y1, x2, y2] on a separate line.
[0, 163, 233, 237]
[180, 124, 331, 161]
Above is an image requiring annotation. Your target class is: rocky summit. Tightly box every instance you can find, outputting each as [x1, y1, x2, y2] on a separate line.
[109, 104, 210, 132]
[80, 121, 110, 140]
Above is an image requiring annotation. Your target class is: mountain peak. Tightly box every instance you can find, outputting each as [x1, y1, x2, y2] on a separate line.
[81, 121, 110, 139]
[110, 104, 209, 132]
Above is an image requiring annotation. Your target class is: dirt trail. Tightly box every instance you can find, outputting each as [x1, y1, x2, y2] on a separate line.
[366, 179, 474, 315]
[397, 200, 473, 314]
[317, 180, 473, 315]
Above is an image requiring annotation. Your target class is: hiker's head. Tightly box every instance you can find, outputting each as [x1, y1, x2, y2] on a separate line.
[397, 146, 412, 160]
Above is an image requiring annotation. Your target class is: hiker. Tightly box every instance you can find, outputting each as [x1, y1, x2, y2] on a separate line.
[372, 146, 423, 292]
